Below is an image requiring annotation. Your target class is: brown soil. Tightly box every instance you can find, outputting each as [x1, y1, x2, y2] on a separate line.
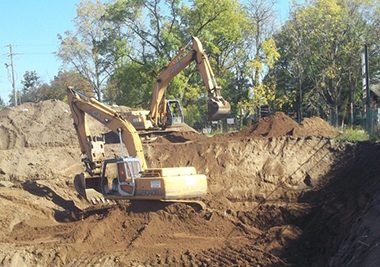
[292, 116, 339, 138]
[225, 112, 339, 140]
[0, 100, 378, 266]
[239, 112, 299, 138]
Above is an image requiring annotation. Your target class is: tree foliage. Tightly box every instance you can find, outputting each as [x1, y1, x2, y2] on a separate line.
[271, 0, 380, 125]
[54, 0, 380, 129]
[20, 71, 42, 103]
[0, 96, 5, 110]
[10, 70, 92, 104]
[58, 0, 111, 100]
[44, 71, 93, 101]
[101, 0, 253, 126]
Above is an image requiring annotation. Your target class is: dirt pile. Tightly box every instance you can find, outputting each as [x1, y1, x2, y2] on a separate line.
[0, 100, 75, 149]
[0, 99, 112, 150]
[239, 112, 299, 138]
[293, 116, 339, 138]
[231, 112, 338, 139]
[0, 100, 83, 181]
[146, 137, 344, 208]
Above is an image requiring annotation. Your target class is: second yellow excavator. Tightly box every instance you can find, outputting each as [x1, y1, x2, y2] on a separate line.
[123, 36, 231, 132]
[67, 87, 207, 204]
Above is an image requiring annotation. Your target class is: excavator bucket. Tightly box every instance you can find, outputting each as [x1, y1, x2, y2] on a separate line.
[74, 173, 108, 204]
[208, 98, 231, 121]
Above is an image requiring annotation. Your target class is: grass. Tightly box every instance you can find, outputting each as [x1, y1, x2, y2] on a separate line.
[336, 127, 369, 142]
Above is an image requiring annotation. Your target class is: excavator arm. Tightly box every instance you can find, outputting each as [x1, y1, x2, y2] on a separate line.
[67, 87, 147, 171]
[149, 36, 231, 127]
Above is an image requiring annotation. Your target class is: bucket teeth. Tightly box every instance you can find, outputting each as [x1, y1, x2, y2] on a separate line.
[89, 196, 108, 205]
[83, 189, 113, 205]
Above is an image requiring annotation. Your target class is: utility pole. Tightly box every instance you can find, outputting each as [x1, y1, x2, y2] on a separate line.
[361, 44, 370, 133]
[7, 44, 17, 106]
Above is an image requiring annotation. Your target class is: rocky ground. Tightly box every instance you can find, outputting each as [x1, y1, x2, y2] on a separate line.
[0, 100, 379, 266]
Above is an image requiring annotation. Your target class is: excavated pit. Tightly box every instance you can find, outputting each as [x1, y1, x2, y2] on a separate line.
[0, 101, 379, 266]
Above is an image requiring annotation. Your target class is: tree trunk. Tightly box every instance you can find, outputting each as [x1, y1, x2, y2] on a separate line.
[334, 103, 339, 127]
[348, 59, 354, 127]
[297, 74, 303, 123]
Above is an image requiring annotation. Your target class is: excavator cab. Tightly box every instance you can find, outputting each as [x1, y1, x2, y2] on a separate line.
[166, 99, 184, 126]
[109, 157, 142, 196]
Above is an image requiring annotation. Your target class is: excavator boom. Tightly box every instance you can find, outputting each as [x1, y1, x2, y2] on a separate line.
[149, 36, 230, 127]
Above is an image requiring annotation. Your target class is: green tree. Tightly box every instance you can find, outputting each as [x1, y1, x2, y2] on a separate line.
[181, 0, 252, 119]
[46, 70, 93, 101]
[20, 71, 41, 103]
[104, 0, 251, 127]
[272, 0, 378, 126]
[103, 0, 186, 110]
[0, 96, 5, 110]
[58, 0, 111, 100]
[230, 0, 281, 121]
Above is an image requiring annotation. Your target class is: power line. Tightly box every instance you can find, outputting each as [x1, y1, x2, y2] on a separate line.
[1, 43, 56, 48]
[12, 44, 57, 47]
[13, 52, 56, 56]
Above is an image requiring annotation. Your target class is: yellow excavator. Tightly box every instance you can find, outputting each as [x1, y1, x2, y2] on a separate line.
[67, 87, 207, 204]
[123, 36, 231, 132]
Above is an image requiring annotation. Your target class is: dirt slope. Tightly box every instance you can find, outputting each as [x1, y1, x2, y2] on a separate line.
[0, 100, 378, 266]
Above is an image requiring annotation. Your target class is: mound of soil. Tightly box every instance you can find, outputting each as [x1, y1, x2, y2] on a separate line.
[292, 116, 339, 138]
[0, 100, 112, 150]
[156, 131, 206, 143]
[246, 112, 298, 137]
[231, 112, 338, 139]
[0, 100, 75, 149]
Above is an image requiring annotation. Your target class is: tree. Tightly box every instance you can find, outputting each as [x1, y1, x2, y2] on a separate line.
[104, 0, 252, 127]
[104, 0, 189, 110]
[231, 0, 281, 121]
[58, 0, 111, 100]
[246, 0, 277, 84]
[20, 71, 41, 103]
[0, 96, 5, 110]
[9, 70, 93, 104]
[46, 70, 93, 101]
[272, 0, 378, 126]
[181, 0, 252, 116]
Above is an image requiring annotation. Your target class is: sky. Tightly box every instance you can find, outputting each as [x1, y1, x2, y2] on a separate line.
[0, 0, 296, 104]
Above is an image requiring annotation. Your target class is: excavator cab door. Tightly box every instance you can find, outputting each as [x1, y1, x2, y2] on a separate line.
[166, 99, 184, 126]
[115, 157, 142, 196]
[100, 157, 142, 197]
